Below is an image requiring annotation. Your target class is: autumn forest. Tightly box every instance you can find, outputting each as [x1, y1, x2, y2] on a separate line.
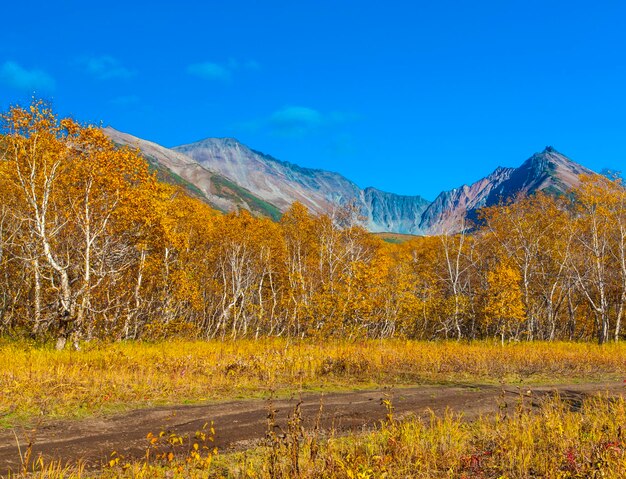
[1, 102, 625, 348]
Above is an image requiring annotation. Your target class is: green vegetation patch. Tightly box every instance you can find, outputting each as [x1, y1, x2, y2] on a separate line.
[212, 175, 282, 220]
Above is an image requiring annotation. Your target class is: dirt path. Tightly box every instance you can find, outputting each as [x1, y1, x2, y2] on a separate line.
[1, 381, 624, 475]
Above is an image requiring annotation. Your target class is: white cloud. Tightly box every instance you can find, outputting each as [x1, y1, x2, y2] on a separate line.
[79, 55, 135, 80]
[187, 62, 231, 81]
[262, 106, 358, 137]
[0, 61, 55, 92]
[269, 106, 324, 136]
[238, 106, 358, 138]
[110, 95, 140, 106]
[187, 59, 260, 81]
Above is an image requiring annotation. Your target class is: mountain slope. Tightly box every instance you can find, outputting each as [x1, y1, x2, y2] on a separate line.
[173, 138, 431, 233]
[421, 147, 594, 233]
[104, 128, 281, 220]
[105, 127, 596, 235]
[362, 187, 431, 234]
[173, 138, 362, 212]
[485, 146, 594, 205]
[419, 166, 515, 233]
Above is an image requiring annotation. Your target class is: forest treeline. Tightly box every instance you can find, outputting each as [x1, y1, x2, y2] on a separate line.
[1, 102, 625, 347]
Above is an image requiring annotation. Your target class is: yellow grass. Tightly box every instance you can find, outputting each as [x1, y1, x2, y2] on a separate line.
[1, 339, 626, 426]
[232, 394, 626, 478]
[11, 394, 626, 478]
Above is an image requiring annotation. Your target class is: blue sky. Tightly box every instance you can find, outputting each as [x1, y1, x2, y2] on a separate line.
[1, 0, 625, 200]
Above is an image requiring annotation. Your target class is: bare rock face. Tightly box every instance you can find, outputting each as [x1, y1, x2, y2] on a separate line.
[173, 138, 432, 234]
[419, 166, 515, 233]
[103, 128, 282, 219]
[105, 128, 433, 233]
[485, 146, 594, 205]
[174, 138, 362, 213]
[420, 147, 594, 233]
[362, 187, 431, 234]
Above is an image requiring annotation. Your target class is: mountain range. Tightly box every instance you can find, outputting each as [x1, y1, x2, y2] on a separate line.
[104, 128, 594, 235]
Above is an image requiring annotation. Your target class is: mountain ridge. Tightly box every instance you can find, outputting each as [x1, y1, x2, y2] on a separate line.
[104, 127, 596, 235]
[173, 137, 363, 212]
[173, 136, 433, 233]
[103, 127, 282, 219]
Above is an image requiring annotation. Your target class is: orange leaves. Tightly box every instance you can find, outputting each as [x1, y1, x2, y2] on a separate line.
[4, 100, 626, 344]
[483, 261, 526, 329]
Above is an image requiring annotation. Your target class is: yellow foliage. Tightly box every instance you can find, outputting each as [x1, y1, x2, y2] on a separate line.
[2, 100, 626, 345]
[483, 262, 526, 338]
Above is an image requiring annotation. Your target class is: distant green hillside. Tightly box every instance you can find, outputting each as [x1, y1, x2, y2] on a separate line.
[373, 232, 420, 244]
[107, 131, 283, 221]
[144, 155, 212, 202]
[212, 175, 282, 220]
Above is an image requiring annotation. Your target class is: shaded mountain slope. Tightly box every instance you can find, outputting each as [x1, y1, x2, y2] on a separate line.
[420, 147, 594, 233]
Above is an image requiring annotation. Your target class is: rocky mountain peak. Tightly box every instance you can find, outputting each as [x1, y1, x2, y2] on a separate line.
[485, 147, 594, 209]
[177, 137, 246, 151]
[526, 146, 579, 171]
[486, 165, 514, 181]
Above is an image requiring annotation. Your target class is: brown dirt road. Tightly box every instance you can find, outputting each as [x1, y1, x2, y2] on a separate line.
[1, 381, 624, 475]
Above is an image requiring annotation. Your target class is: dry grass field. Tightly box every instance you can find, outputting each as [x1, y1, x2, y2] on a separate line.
[3, 339, 626, 478]
[2, 339, 626, 425]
